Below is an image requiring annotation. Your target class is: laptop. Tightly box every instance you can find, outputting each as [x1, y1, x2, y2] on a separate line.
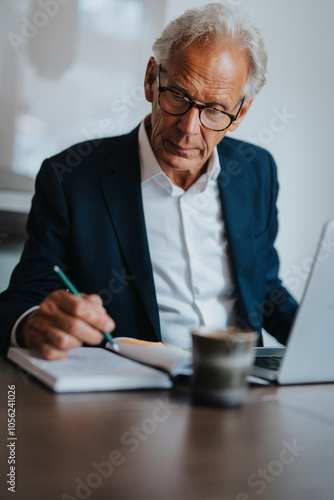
[251, 219, 334, 384]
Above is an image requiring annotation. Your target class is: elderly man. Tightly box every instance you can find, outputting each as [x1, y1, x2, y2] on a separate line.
[0, 3, 298, 359]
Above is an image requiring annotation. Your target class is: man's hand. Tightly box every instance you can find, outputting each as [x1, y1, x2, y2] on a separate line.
[17, 290, 115, 360]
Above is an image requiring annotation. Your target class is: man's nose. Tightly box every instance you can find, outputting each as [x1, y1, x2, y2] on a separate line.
[176, 107, 201, 135]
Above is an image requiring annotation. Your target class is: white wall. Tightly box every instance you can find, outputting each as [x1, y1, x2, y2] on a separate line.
[165, 0, 334, 303]
[0, 0, 162, 180]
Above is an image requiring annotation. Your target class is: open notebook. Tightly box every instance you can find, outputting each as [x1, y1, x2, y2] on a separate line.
[7, 338, 193, 393]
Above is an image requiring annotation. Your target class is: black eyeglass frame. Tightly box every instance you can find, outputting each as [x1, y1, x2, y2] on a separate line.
[157, 64, 245, 132]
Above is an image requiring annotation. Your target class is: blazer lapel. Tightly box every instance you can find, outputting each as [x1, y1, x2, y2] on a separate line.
[217, 150, 256, 324]
[99, 128, 161, 340]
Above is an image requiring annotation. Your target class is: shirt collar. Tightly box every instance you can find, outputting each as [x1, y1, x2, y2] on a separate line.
[139, 119, 162, 183]
[138, 119, 221, 193]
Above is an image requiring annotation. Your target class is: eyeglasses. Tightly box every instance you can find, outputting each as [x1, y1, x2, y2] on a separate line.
[157, 64, 245, 132]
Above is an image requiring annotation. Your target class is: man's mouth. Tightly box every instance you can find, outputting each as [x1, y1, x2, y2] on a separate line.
[165, 140, 198, 157]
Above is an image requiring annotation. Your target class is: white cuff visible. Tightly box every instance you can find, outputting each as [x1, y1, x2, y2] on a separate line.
[10, 306, 40, 346]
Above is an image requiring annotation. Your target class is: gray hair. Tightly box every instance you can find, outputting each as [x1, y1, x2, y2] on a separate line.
[152, 3, 268, 99]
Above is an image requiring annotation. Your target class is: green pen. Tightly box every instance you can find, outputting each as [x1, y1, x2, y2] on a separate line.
[54, 265, 119, 351]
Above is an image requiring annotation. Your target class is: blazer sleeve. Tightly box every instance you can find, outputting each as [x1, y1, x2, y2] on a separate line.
[260, 153, 298, 344]
[0, 158, 71, 354]
[217, 137, 298, 345]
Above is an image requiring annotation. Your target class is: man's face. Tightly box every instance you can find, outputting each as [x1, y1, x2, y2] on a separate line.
[144, 41, 253, 176]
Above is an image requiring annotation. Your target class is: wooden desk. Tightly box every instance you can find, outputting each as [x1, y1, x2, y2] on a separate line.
[1, 357, 334, 500]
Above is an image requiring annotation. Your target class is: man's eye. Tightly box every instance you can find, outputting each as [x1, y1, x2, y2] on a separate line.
[206, 108, 221, 117]
[170, 92, 185, 102]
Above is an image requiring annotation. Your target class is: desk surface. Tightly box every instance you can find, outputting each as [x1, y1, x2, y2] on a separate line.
[1, 357, 334, 500]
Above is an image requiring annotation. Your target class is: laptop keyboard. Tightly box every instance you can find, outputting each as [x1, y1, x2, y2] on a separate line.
[254, 356, 283, 371]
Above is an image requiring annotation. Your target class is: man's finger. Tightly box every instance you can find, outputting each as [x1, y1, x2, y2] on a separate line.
[34, 312, 104, 345]
[44, 329, 83, 351]
[83, 294, 104, 307]
[23, 328, 70, 360]
[49, 291, 114, 332]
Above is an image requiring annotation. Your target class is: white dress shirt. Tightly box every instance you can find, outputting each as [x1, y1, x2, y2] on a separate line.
[138, 121, 237, 348]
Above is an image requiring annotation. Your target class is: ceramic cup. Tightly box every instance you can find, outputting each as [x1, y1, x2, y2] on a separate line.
[191, 326, 258, 408]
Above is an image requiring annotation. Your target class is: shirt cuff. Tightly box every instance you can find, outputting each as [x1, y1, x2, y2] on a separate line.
[10, 306, 39, 347]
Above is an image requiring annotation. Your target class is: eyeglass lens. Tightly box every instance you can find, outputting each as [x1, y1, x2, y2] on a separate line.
[159, 89, 232, 131]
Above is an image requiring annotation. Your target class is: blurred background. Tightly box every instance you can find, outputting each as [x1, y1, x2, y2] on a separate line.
[1, 0, 333, 341]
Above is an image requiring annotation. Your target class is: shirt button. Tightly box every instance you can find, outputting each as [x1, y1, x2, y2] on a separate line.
[194, 286, 200, 296]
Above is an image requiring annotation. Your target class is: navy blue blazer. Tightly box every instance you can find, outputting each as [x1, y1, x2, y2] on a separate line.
[0, 126, 298, 354]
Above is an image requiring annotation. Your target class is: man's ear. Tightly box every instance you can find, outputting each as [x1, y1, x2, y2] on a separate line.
[144, 57, 158, 103]
[228, 97, 254, 132]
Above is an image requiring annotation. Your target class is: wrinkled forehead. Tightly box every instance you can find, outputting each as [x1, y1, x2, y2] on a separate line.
[161, 42, 249, 104]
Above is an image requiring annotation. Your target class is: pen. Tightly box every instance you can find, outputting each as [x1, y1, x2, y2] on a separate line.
[54, 265, 119, 351]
